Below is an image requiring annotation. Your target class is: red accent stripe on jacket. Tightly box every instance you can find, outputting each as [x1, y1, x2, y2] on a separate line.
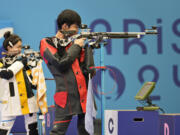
[53, 119, 71, 124]
[71, 59, 87, 113]
[40, 38, 57, 63]
[65, 44, 87, 113]
[80, 49, 85, 62]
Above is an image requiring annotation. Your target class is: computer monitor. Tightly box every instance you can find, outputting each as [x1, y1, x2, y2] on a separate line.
[135, 82, 156, 101]
[135, 82, 160, 111]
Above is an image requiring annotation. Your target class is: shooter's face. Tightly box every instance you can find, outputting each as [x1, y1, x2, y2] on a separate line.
[62, 23, 79, 36]
[7, 41, 22, 55]
[68, 24, 79, 35]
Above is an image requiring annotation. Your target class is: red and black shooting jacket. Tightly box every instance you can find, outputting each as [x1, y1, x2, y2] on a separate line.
[40, 37, 95, 116]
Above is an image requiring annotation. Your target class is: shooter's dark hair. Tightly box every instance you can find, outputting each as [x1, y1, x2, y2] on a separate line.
[57, 9, 82, 30]
[3, 31, 22, 50]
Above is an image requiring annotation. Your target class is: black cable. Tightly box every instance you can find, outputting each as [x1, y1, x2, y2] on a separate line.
[159, 107, 165, 114]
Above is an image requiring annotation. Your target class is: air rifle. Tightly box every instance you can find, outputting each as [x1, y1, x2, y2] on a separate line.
[1, 45, 41, 67]
[59, 24, 158, 48]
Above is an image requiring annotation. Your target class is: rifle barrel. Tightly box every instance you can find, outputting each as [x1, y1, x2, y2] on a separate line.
[80, 31, 157, 39]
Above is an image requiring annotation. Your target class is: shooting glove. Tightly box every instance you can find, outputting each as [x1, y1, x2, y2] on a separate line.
[16, 56, 28, 69]
[0, 69, 13, 80]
